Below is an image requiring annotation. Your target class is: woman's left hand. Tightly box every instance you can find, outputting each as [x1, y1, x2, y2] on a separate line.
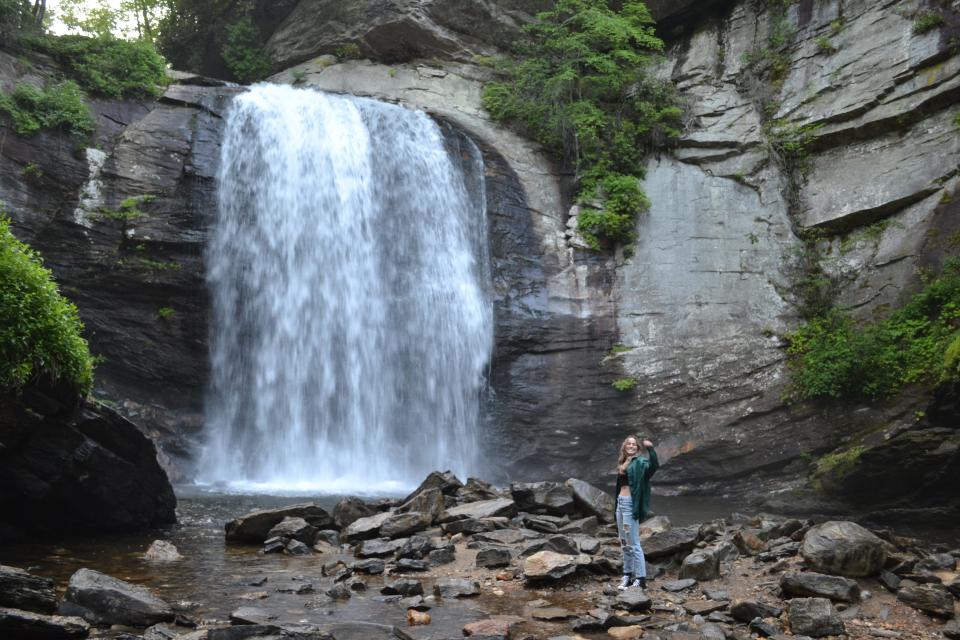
[642, 439, 653, 448]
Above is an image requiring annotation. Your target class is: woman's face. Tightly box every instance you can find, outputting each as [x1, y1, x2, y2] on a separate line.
[623, 438, 639, 455]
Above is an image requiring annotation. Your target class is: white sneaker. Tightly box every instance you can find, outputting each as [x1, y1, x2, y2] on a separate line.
[630, 577, 646, 590]
[617, 575, 631, 590]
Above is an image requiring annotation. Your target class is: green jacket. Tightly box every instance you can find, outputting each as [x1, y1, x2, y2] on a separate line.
[615, 447, 660, 522]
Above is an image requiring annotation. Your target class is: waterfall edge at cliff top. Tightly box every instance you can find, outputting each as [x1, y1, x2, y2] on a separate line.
[198, 84, 492, 495]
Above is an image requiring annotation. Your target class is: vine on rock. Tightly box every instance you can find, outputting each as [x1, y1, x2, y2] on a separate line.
[481, 0, 681, 250]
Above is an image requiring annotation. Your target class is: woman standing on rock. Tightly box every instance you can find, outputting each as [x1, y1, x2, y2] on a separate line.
[615, 435, 659, 590]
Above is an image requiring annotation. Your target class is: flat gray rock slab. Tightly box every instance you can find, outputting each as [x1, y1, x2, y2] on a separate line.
[0, 607, 89, 639]
[65, 568, 174, 627]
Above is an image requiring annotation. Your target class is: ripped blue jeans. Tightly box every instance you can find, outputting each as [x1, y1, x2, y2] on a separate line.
[616, 495, 646, 578]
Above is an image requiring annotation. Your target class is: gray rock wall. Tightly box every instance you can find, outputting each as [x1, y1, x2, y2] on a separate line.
[3, 0, 958, 510]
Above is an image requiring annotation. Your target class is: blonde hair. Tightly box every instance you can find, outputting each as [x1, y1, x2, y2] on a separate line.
[617, 435, 645, 473]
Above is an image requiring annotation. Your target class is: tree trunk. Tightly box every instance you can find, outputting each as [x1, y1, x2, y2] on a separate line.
[31, 0, 46, 26]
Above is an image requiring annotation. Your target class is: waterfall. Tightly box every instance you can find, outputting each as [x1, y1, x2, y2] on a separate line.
[199, 84, 493, 494]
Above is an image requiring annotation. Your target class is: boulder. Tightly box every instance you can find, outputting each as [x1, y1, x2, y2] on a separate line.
[800, 521, 886, 577]
[284, 539, 311, 555]
[607, 626, 644, 639]
[462, 616, 523, 638]
[380, 579, 423, 597]
[143, 541, 183, 562]
[787, 597, 844, 637]
[428, 546, 456, 565]
[0, 565, 57, 613]
[433, 577, 480, 598]
[916, 553, 956, 572]
[225, 503, 333, 544]
[519, 534, 579, 558]
[267, 517, 317, 545]
[640, 515, 672, 537]
[439, 498, 517, 523]
[64, 568, 174, 627]
[350, 559, 385, 574]
[402, 471, 463, 504]
[733, 530, 769, 556]
[510, 481, 575, 515]
[380, 511, 431, 538]
[396, 558, 429, 572]
[944, 618, 960, 640]
[0, 402, 176, 541]
[456, 477, 501, 502]
[342, 511, 392, 542]
[397, 535, 431, 560]
[679, 550, 720, 581]
[0, 607, 89, 639]
[896, 584, 955, 618]
[333, 496, 376, 530]
[644, 525, 700, 559]
[615, 590, 652, 612]
[662, 578, 698, 592]
[476, 547, 512, 568]
[565, 478, 616, 523]
[559, 515, 599, 535]
[472, 529, 539, 546]
[780, 571, 861, 603]
[355, 538, 401, 558]
[523, 550, 578, 581]
[397, 487, 445, 524]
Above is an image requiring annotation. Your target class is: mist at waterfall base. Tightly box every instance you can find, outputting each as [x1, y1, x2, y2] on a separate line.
[197, 85, 493, 495]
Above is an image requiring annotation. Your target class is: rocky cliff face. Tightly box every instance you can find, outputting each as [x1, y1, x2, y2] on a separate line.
[3, 0, 958, 515]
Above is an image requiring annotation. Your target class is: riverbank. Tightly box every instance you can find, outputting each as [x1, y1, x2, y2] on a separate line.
[1, 474, 958, 639]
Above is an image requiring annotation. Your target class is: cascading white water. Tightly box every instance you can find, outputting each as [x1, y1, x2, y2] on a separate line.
[199, 84, 492, 493]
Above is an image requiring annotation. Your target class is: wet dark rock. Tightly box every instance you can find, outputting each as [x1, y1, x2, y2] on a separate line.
[530, 606, 575, 620]
[397, 535, 431, 559]
[284, 540, 311, 556]
[519, 534, 579, 557]
[787, 597, 844, 637]
[395, 558, 429, 572]
[510, 481, 575, 515]
[0, 565, 57, 614]
[614, 591, 652, 612]
[433, 577, 480, 598]
[355, 538, 400, 558]
[64, 568, 174, 627]
[644, 526, 699, 559]
[0, 607, 90, 639]
[730, 600, 782, 622]
[428, 547, 456, 566]
[325, 584, 352, 600]
[947, 575, 960, 598]
[403, 471, 463, 504]
[333, 497, 376, 531]
[476, 547, 513, 569]
[349, 559, 385, 575]
[267, 517, 317, 545]
[661, 578, 697, 592]
[916, 553, 956, 572]
[879, 570, 901, 593]
[261, 538, 285, 554]
[801, 521, 886, 577]
[472, 528, 540, 545]
[342, 511, 392, 542]
[679, 550, 720, 581]
[207, 624, 284, 640]
[0, 401, 176, 542]
[314, 530, 340, 546]
[896, 583, 955, 617]
[565, 479, 616, 524]
[780, 571, 861, 603]
[703, 587, 730, 601]
[381, 579, 423, 597]
[519, 513, 569, 534]
[683, 600, 727, 616]
[225, 504, 333, 544]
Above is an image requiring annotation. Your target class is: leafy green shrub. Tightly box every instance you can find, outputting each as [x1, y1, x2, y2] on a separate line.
[786, 262, 960, 400]
[32, 35, 168, 99]
[0, 80, 94, 136]
[482, 0, 680, 249]
[0, 0, 39, 46]
[0, 216, 94, 395]
[157, 306, 175, 319]
[913, 12, 944, 35]
[612, 377, 638, 391]
[815, 36, 837, 54]
[222, 17, 272, 83]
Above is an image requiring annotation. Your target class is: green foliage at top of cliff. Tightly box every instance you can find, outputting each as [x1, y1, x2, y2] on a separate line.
[785, 260, 960, 401]
[221, 16, 271, 83]
[0, 79, 94, 136]
[0, 216, 94, 396]
[481, 0, 681, 250]
[31, 35, 168, 99]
